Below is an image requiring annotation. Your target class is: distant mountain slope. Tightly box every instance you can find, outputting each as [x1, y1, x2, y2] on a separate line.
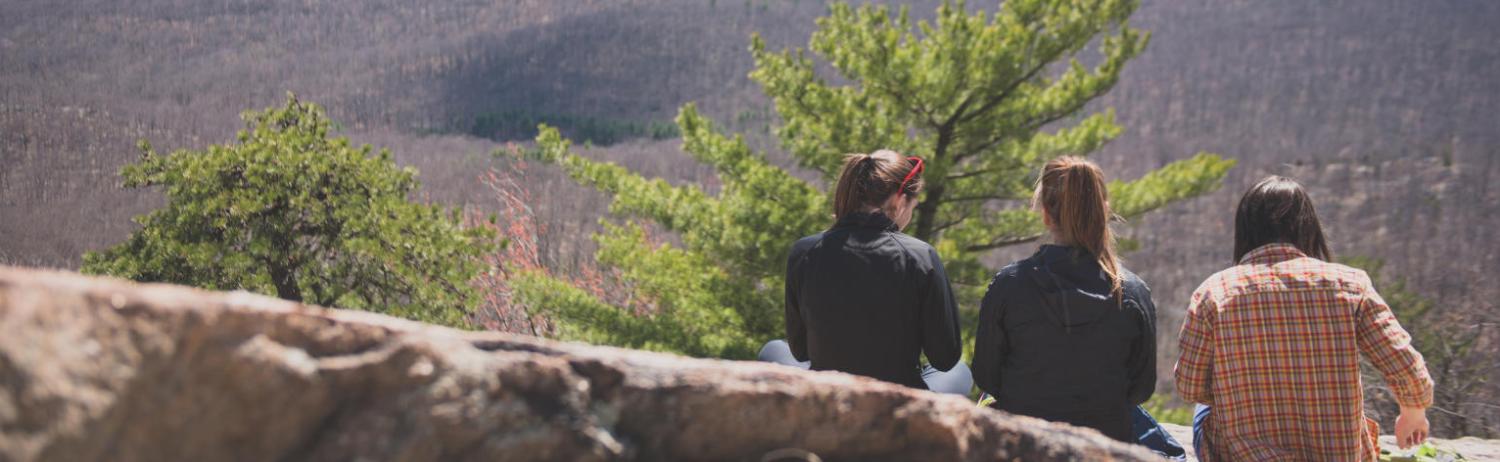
[0, 0, 842, 270]
[1092, 0, 1500, 362]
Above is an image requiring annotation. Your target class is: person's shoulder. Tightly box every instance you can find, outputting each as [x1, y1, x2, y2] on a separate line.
[1189, 266, 1242, 304]
[987, 256, 1033, 289]
[792, 232, 824, 248]
[1316, 259, 1377, 294]
[1119, 266, 1148, 291]
[788, 232, 825, 260]
[887, 232, 933, 252]
[1118, 266, 1155, 301]
[886, 232, 941, 265]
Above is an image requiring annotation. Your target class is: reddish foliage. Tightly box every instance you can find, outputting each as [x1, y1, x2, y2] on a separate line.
[468, 151, 648, 336]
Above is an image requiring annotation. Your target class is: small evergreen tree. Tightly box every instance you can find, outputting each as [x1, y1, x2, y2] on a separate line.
[751, 0, 1235, 283]
[83, 95, 494, 328]
[516, 0, 1235, 358]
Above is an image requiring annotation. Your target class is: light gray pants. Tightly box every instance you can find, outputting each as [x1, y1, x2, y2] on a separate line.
[757, 339, 973, 396]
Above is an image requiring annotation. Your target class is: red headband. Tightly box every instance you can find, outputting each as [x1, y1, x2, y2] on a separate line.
[899, 156, 924, 194]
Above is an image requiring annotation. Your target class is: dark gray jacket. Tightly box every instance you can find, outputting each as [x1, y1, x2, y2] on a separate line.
[784, 211, 962, 390]
[972, 244, 1157, 442]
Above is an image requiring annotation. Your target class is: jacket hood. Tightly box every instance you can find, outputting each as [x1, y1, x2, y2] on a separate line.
[1023, 245, 1119, 332]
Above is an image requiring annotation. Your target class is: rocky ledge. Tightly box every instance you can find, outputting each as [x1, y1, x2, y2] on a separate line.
[1159, 423, 1500, 461]
[0, 267, 1161, 461]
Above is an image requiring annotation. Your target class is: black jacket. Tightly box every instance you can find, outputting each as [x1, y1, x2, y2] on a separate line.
[972, 245, 1157, 442]
[784, 211, 962, 389]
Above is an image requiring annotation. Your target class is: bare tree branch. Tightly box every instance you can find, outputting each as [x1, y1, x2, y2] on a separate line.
[964, 232, 1045, 252]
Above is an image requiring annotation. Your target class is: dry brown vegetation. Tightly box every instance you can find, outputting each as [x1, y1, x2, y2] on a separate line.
[2, 0, 1497, 436]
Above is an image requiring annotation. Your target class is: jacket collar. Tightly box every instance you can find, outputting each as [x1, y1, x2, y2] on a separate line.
[834, 211, 900, 232]
[1035, 244, 1090, 264]
[1239, 243, 1308, 265]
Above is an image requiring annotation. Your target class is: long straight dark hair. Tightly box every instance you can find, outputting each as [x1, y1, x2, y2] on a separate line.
[1233, 176, 1332, 263]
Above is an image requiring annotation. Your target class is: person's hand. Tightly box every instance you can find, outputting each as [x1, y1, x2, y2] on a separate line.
[1394, 406, 1429, 449]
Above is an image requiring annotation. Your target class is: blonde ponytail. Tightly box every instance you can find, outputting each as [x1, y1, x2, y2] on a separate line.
[1034, 156, 1122, 299]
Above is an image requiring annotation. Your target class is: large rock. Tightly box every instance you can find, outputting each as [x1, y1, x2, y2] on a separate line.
[0, 267, 1159, 461]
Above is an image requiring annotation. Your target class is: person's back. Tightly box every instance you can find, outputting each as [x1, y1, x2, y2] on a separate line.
[1176, 176, 1433, 461]
[779, 150, 963, 391]
[972, 157, 1158, 444]
[787, 212, 959, 388]
[1180, 245, 1416, 459]
[975, 247, 1155, 442]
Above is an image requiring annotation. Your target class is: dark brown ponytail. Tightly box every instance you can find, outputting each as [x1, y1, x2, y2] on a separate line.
[832, 150, 923, 221]
[1034, 156, 1123, 298]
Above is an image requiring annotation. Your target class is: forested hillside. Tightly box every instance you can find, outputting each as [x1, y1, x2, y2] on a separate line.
[3, 0, 1497, 435]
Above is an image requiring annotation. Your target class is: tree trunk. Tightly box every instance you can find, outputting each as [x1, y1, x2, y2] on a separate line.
[913, 184, 944, 241]
[268, 263, 303, 303]
[913, 126, 953, 241]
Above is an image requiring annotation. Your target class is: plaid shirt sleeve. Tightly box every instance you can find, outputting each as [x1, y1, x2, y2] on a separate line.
[1355, 284, 1435, 409]
[1175, 286, 1217, 405]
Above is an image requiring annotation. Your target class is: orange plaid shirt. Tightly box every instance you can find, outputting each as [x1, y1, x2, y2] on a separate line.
[1175, 244, 1433, 461]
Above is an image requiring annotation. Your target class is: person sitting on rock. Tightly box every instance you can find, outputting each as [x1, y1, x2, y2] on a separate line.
[1175, 176, 1435, 461]
[758, 149, 971, 396]
[970, 156, 1164, 446]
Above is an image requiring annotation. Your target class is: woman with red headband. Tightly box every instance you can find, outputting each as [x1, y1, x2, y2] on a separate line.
[758, 149, 970, 394]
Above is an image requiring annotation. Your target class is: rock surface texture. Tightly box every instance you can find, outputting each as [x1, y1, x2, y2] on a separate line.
[0, 267, 1162, 462]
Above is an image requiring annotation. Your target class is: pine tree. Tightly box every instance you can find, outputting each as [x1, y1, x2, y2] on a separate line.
[516, 0, 1235, 358]
[82, 95, 494, 328]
